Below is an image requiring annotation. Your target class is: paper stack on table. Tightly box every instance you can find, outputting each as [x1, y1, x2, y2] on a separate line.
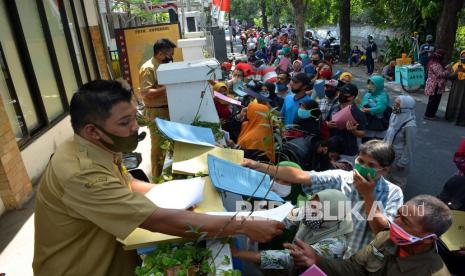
[207, 202, 294, 222]
[172, 142, 244, 175]
[155, 118, 216, 147]
[145, 177, 205, 209]
[208, 155, 284, 201]
[440, 210, 465, 251]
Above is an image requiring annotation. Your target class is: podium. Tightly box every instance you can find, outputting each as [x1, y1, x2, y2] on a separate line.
[157, 59, 221, 124]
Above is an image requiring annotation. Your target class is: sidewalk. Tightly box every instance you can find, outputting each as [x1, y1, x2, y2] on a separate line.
[0, 187, 36, 276]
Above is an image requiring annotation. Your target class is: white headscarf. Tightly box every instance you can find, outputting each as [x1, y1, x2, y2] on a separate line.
[384, 95, 416, 143]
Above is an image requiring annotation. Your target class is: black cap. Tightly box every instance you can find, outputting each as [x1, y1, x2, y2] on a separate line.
[291, 72, 311, 87]
[339, 83, 359, 97]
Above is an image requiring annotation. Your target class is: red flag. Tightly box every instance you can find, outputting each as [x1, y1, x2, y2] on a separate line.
[220, 0, 230, 12]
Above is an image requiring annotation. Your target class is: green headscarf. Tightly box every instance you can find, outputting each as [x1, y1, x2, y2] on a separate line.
[295, 189, 353, 245]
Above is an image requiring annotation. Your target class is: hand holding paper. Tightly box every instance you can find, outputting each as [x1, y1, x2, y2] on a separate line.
[145, 178, 205, 209]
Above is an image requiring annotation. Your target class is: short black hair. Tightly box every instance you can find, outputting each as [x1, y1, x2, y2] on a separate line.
[321, 136, 345, 154]
[70, 80, 132, 133]
[153, 38, 176, 55]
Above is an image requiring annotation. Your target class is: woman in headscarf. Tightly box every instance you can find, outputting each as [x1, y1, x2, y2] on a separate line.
[237, 102, 275, 162]
[338, 72, 353, 84]
[445, 50, 465, 126]
[259, 82, 283, 109]
[384, 95, 416, 190]
[212, 82, 232, 122]
[232, 189, 353, 271]
[294, 99, 321, 137]
[290, 60, 303, 78]
[424, 49, 451, 120]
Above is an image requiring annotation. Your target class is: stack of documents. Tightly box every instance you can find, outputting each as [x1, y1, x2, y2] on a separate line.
[208, 155, 284, 201]
[207, 202, 294, 222]
[172, 142, 244, 175]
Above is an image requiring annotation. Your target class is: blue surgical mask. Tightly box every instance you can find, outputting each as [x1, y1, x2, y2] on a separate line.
[298, 109, 311, 119]
[298, 108, 319, 120]
[260, 91, 270, 98]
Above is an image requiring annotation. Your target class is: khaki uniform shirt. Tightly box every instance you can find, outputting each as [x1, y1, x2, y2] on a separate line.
[139, 57, 168, 107]
[33, 135, 157, 276]
[318, 230, 451, 276]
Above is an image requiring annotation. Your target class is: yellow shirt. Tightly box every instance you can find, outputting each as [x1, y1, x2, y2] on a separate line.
[139, 57, 168, 107]
[33, 135, 157, 276]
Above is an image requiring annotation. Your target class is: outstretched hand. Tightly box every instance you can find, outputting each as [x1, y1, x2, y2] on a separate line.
[283, 239, 318, 268]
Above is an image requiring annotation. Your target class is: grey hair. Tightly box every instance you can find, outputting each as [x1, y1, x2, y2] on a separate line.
[359, 140, 395, 167]
[407, 195, 452, 236]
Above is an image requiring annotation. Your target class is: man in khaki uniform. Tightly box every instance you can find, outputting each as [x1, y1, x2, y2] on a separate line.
[33, 80, 284, 276]
[139, 39, 176, 178]
[284, 195, 452, 276]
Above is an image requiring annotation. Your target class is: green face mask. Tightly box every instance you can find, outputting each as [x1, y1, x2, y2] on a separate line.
[96, 126, 139, 153]
[354, 162, 377, 180]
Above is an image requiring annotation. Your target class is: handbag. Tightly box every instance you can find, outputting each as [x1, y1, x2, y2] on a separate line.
[366, 106, 392, 131]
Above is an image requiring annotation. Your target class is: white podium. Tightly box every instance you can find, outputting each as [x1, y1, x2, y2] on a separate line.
[157, 59, 221, 124]
[177, 38, 207, 61]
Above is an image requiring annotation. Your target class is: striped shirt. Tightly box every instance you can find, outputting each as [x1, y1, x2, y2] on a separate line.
[302, 169, 404, 259]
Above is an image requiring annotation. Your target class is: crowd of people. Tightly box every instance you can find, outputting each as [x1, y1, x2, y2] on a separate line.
[213, 28, 465, 274]
[30, 32, 465, 276]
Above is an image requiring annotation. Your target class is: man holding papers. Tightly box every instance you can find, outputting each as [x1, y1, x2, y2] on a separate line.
[284, 195, 452, 276]
[33, 81, 284, 276]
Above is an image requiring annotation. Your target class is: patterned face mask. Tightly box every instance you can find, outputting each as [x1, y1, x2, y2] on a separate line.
[302, 203, 324, 230]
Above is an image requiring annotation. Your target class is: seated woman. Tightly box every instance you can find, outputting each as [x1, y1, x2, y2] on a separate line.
[232, 189, 353, 271]
[237, 102, 275, 162]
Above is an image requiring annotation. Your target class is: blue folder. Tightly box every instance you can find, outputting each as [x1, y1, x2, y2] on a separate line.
[207, 155, 284, 202]
[155, 118, 216, 147]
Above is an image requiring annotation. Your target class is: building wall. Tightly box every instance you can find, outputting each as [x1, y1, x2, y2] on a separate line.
[20, 117, 73, 183]
[0, 0, 103, 215]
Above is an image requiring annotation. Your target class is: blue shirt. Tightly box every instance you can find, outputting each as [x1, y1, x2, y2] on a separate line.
[281, 93, 312, 127]
[302, 169, 403, 259]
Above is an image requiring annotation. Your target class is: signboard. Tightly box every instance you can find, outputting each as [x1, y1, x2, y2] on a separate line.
[115, 23, 183, 94]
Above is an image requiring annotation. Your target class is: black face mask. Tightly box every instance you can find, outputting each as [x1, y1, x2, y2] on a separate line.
[162, 57, 173, 63]
[338, 94, 351, 104]
[312, 60, 319, 65]
[325, 89, 337, 98]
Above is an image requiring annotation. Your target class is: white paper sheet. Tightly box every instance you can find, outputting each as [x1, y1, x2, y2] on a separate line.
[207, 202, 294, 222]
[145, 177, 205, 209]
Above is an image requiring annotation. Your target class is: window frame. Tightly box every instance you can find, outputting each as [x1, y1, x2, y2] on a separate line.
[1, 0, 98, 149]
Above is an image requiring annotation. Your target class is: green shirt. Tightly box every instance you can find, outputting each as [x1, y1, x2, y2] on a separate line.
[258, 37, 266, 49]
[317, 230, 451, 276]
